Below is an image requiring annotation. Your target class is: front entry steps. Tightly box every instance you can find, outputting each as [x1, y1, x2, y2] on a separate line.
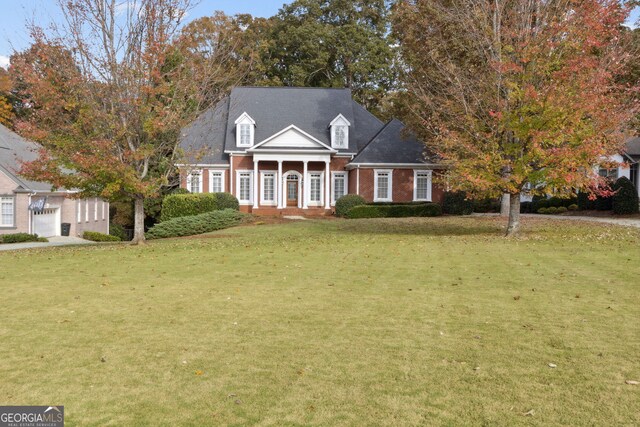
[250, 207, 333, 217]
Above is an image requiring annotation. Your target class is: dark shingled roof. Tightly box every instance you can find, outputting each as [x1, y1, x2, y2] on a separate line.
[0, 124, 58, 192]
[225, 87, 359, 153]
[351, 119, 432, 164]
[625, 137, 640, 157]
[179, 97, 230, 164]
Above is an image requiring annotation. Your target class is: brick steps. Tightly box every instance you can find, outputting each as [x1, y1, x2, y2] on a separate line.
[251, 207, 333, 217]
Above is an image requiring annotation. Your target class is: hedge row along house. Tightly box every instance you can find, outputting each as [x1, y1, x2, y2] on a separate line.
[0, 124, 109, 238]
[178, 87, 445, 214]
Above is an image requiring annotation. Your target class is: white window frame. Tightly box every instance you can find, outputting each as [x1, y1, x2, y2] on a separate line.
[186, 169, 203, 193]
[374, 169, 393, 202]
[102, 200, 106, 221]
[77, 200, 82, 223]
[330, 114, 350, 150]
[85, 199, 89, 222]
[236, 170, 254, 205]
[307, 172, 324, 207]
[209, 170, 225, 193]
[413, 170, 433, 202]
[235, 112, 256, 148]
[0, 196, 14, 227]
[94, 198, 99, 221]
[260, 170, 277, 206]
[331, 172, 348, 205]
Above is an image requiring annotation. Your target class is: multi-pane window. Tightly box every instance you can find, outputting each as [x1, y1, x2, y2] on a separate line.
[239, 124, 252, 146]
[263, 173, 275, 203]
[334, 126, 346, 148]
[210, 171, 223, 193]
[0, 197, 14, 227]
[310, 173, 322, 202]
[188, 171, 202, 193]
[332, 173, 346, 203]
[238, 172, 252, 203]
[598, 168, 618, 181]
[414, 171, 431, 201]
[375, 170, 392, 201]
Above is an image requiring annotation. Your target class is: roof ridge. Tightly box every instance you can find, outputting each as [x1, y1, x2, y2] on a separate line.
[353, 119, 395, 159]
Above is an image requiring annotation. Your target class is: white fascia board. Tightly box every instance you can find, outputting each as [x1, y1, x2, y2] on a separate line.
[175, 163, 230, 168]
[251, 125, 335, 151]
[234, 112, 256, 125]
[345, 163, 445, 170]
[329, 113, 351, 127]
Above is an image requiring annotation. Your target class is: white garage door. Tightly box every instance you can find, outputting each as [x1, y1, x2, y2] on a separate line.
[33, 208, 60, 237]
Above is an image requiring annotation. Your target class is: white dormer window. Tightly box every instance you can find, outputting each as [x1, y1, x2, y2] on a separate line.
[330, 114, 351, 149]
[235, 112, 256, 147]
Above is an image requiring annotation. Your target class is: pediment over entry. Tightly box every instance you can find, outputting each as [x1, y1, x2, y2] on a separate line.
[249, 125, 336, 152]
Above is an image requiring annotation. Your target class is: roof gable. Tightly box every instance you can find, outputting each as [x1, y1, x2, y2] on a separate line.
[250, 125, 335, 152]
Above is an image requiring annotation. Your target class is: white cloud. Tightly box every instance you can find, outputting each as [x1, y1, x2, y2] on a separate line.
[0, 55, 9, 69]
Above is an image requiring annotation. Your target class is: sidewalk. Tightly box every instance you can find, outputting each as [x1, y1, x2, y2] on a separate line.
[473, 213, 640, 229]
[0, 236, 94, 251]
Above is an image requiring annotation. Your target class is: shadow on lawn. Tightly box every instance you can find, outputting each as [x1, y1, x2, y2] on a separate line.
[336, 217, 504, 237]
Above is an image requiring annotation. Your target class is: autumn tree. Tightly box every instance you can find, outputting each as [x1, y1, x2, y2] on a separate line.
[394, 0, 639, 235]
[12, 0, 246, 243]
[0, 67, 14, 127]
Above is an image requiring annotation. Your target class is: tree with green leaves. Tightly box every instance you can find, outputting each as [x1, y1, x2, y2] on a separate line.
[394, 0, 639, 236]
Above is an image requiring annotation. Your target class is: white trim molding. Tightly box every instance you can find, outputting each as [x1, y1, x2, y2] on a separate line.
[249, 124, 337, 152]
[330, 114, 351, 150]
[374, 169, 393, 202]
[235, 112, 256, 148]
[236, 170, 254, 205]
[306, 171, 324, 207]
[413, 169, 433, 202]
[260, 170, 278, 206]
[346, 163, 444, 170]
[186, 169, 203, 193]
[331, 171, 348, 205]
[209, 169, 226, 193]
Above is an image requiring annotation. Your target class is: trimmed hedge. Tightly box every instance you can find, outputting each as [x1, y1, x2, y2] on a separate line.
[442, 191, 473, 215]
[146, 209, 245, 240]
[0, 233, 47, 244]
[472, 198, 501, 213]
[83, 231, 121, 242]
[335, 194, 366, 217]
[160, 193, 239, 222]
[346, 203, 442, 219]
[531, 195, 578, 212]
[612, 176, 640, 214]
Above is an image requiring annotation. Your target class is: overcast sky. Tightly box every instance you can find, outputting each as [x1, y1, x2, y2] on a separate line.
[0, 0, 639, 69]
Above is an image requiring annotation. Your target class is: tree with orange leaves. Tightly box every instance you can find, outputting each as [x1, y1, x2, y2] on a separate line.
[393, 0, 639, 235]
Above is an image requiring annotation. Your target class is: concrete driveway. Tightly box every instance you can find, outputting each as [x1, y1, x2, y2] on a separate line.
[521, 214, 640, 229]
[0, 236, 94, 251]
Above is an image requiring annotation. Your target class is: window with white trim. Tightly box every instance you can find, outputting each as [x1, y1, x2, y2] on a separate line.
[332, 172, 347, 204]
[94, 198, 99, 221]
[374, 170, 393, 202]
[209, 170, 225, 193]
[261, 172, 276, 205]
[85, 199, 89, 222]
[235, 113, 255, 147]
[413, 170, 432, 201]
[236, 171, 253, 205]
[102, 200, 106, 220]
[309, 173, 322, 204]
[77, 200, 82, 223]
[330, 114, 350, 149]
[0, 196, 14, 227]
[187, 170, 202, 193]
[598, 167, 618, 181]
[239, 124, 252, 146]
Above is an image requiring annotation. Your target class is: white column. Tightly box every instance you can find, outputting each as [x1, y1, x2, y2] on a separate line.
[277, 160, 283, 209]
[253, 159, 259, 209]
[229, 154, 234, 196]
[325, 161, 331, 209]
[303, 161, 309, 209]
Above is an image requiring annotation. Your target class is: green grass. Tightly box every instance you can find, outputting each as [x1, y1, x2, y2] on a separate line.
[1, 216, 639, 426]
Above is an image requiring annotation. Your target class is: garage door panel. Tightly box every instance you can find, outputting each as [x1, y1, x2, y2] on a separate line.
[33, 208, 59, 237]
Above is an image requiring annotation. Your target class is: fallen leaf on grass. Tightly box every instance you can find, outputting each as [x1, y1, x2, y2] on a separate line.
[195, 370, 203, 376]
[625, 380, 639, 385]
[548, 363, 557, 368]
[524, 409, 535, 416]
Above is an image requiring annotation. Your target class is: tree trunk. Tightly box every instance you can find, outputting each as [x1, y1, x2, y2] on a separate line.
[500, 193, 510, 216]
[131, 195, 146, 245]
[505, 193, 521, 237]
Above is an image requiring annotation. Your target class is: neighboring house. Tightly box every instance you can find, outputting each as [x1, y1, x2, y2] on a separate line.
[0, 124, 109, 237]
[178, 87, 444, 214]
[601, 137, 640, 194]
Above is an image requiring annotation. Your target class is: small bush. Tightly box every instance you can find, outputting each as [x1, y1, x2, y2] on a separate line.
[612, 176, 640, 215]
[109, 223, 130, 241]
[472, 198, 500, 213]
[442, 191, 473, 215]
[556, 206, 568, 214]
[83, 231, 121, 242]
[546, 207, 558, 214]
[346, 203, 442, 219]
[160, 193, 239, 222]
[335, 194, 366, 217]
[577, 192, 596, 210]
[537, 207, 548, 214]
[0, 233, 44, 244]
[146, 209, 245, 240]
[568, 204, 579, 211]
[520, 201, 533, 213]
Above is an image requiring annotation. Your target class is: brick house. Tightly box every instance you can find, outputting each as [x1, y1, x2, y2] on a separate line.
[0, 124, 109, 237]
[178, 87, 445, 214]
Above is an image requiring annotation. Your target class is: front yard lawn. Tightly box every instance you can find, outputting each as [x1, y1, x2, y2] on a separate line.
[0, 217, 639, 425]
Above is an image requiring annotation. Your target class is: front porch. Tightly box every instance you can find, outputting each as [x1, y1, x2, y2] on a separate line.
[249, 206, 333, 216]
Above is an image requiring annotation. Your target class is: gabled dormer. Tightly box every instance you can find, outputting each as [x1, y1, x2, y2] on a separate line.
[235, 112, 256, 148]
[329, 114, 351, 150]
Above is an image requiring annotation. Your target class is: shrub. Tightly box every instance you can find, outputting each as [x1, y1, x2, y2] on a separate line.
[442, 191, 473, 215]
[537, 207, 548, 214]
[346, 203, 442, 219]
[594, 194, 613, 211]
[546, 207, 559, 214]
[612, 176, 640, 215]
[0, 233, 45, 244]
[335, 194, 366, 217]
[568, 204, 579, 211]
[556, 206, 568, 214]
[472, 198, 500, 213]
[577, 192, 596, 210]
[146, 209, 245, 239]
[160, 193, 239, 222]
[532, 195, 578, 211]
[83, 231, 121, 242]
[109, 223, 130, 241]
[520, 201, 533, 213]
